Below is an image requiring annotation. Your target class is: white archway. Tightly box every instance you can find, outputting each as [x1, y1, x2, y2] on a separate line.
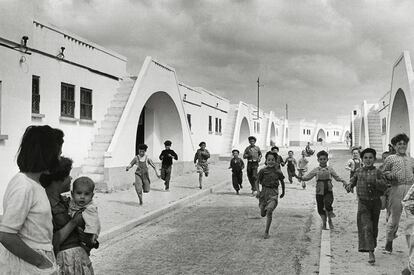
[316, 129, 326, 142]
[270, 122, 276, 146]
[360, 117, 366, 148]
[389, 89, 410, 150]
[136, 91, 183, 160]
[237, 117, 250, 149]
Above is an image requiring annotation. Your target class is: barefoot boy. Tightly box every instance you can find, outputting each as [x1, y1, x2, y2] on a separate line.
[229, 149, 245, 194]
[159, 140, 178, 191]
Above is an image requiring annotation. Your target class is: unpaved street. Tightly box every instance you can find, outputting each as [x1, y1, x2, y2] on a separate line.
[92, 181, 321, 275]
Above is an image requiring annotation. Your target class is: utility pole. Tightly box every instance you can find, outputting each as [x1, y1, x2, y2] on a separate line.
[286, 103, 288, 120]
[257, 77, 263, 120]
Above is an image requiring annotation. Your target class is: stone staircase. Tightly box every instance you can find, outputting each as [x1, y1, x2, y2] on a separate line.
[367, 106, 383, 155]
[80, 77, 136, 190]
[219, 105, 238, 160]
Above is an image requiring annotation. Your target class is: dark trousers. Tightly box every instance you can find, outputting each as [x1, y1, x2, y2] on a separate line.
[161, 166, 172, 189]
[246, 162, 259, 191]
[316, 192, 334, 215]
[357, 198, 381, 252]
[232, 171, 243, 191]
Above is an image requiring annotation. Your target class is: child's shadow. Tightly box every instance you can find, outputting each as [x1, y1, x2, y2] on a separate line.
[215, 191, 252, 197]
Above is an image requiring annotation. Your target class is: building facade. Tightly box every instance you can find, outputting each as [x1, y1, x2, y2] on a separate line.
[350, 51, 414, 156]
[0, 2, 288, 211]
[289, 119, 349, 146]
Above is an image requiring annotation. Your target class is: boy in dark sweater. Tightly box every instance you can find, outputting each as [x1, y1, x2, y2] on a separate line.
[229, 149, 245, 194]
[159, 140, 178, 191]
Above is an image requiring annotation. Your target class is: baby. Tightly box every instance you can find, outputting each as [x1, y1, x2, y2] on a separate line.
[69, 176, 101, 253]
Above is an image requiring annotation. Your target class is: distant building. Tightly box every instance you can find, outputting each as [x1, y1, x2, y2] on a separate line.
[289, 119, 349, 146]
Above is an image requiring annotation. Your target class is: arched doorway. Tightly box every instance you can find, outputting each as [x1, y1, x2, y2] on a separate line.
[361, 118, 366, 148]
[389, 89, 410, 150]
[316, 129, 326, 142]
[270, 122, 276, 146]
[136, 92, 183, 159]
[237, 117, 250, 150]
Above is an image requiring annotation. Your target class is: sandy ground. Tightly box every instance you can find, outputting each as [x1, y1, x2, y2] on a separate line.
[91, 176, 322, 274]
[328, 149, 407, 275]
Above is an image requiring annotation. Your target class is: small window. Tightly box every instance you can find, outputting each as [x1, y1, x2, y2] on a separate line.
[187, 114, 192, 130]
[215, 117, 219, 133]
[208, 116, 212, 132]
[303, 129, 305, 135]
[327, 131, 329, 137]
[276, 128, 278, 136]
[219, 119, 222, 133]
[61, 83, 75, 117]
[257, 122, 260, 133]
[382, 118, 387, 135]
[32, 75, 40, 114]
[80, 88, 92, 120]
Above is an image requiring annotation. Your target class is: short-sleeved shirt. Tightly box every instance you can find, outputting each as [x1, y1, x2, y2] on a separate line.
[382, 154, 414, 185]
[243, 145, 262, 162]
[257, 166, 285, 188]
[0, 173, 53, 251]
[69, 200, 101, 236]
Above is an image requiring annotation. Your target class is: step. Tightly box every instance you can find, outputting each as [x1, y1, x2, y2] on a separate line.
[94, 134, 113, 143]
[104, 113, 122, 122]
[98, 127, 115, 136]
[110, 99, 128, 108]
[82, 173, 104, 184]
[114, 93, 130, 100]
[84, 158, 104, 166]
[82, 165, 104, 174]
[107, 107, 124, 115]
[88, 150, 105, 158]
[91, 141, 110, 151]
[101, 120, 118, 129]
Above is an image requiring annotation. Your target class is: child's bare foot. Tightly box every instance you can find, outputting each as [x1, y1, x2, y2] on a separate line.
[199, 184, 202, 189]
[236, 190, 239, 195]
[263, 233, 270, 239]
[368, 252, 375, 264]
[402, 267, 411, 275]
[302, 182, 306, 189]
[328, 219, 334, 229]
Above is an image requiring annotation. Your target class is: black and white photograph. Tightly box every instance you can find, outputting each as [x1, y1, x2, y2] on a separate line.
[1, 0, 414, 274]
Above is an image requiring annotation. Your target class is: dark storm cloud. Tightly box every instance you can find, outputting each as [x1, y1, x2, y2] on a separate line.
[36, 0, 414, 123]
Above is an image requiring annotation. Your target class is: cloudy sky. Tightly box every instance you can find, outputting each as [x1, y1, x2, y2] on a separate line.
[36, 0, 414, 123]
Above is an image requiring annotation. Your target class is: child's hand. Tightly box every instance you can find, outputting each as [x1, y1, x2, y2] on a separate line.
[280, 191, 285, 198]
[256, 191, 260, 199]
[91, 234, 98, 244]
[71, 210, 84, 225]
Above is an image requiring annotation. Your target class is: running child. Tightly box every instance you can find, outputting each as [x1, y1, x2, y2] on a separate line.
[297, 150, 309, 189]
[284, 150, 297, 184]
[194, 142, 210, 189]
[345, 147, 362, 180]
[69, 176, 101, 254]
[345, 148, 387, 264]
[297, 150, 347, 230]
[255, 152, 285, 239]
[159, 140, 178, 191]
[243, 136, 262, 195]
[126, 144, 160, 205]
[270, 146, 285, 169]
[229, 149, 245, 194]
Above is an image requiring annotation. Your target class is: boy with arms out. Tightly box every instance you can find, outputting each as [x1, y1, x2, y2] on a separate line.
[297, 150, 347, 230]
[243, 136, 262, 195]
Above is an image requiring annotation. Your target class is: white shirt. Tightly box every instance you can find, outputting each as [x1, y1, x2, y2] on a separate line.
[0, 173, 53, 251]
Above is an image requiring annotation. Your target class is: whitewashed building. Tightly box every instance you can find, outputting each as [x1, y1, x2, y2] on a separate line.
[0, 2, 288, 211]
[350, 51, 414, 156]
[289, 119, 349, 146]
